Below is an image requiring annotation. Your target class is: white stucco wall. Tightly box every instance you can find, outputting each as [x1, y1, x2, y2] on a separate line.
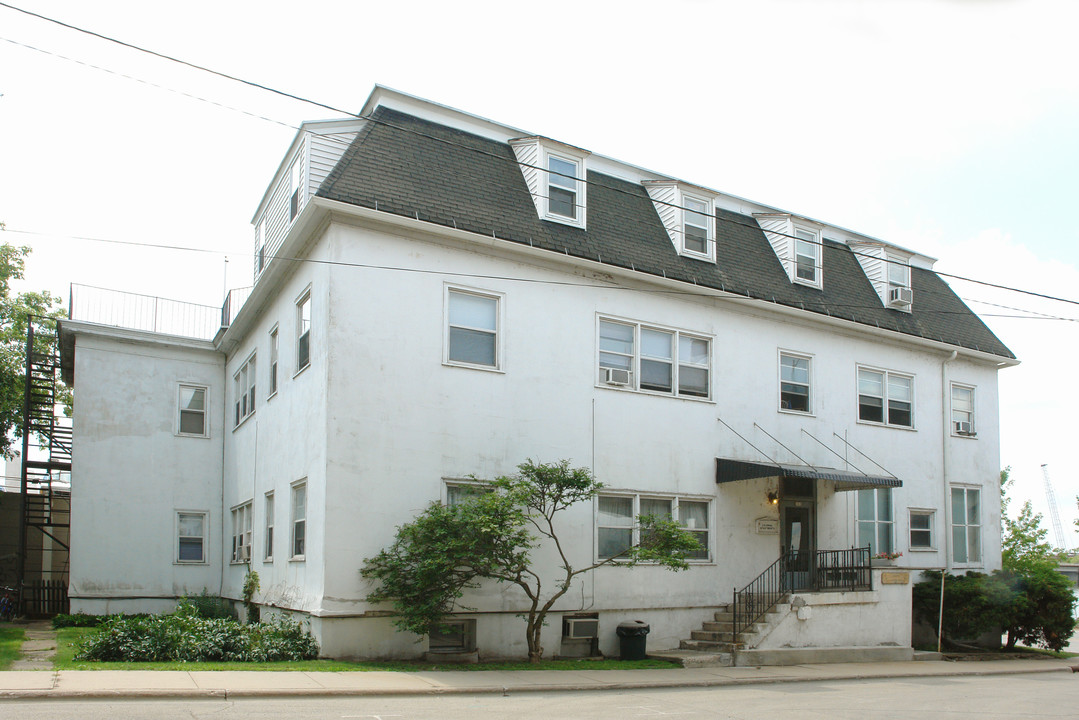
[67, 326, 224, 612]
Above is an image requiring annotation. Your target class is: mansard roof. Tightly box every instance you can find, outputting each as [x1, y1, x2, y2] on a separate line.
[316, 106, 1014, 361]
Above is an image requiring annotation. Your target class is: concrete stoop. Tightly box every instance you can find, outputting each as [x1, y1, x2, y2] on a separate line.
[648, 648, 733, 668]
[733, 645, 915, 667]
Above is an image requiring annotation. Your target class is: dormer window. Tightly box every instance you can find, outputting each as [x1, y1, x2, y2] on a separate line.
[289, 158, 303, 222]
[794, 228, 820, 285]
[755, 214, 824, 288]
[886, 253, 913, 310]
[547, 155, 579, 220]
[643, 182, 716, 262]
[510, 137, 589, 229]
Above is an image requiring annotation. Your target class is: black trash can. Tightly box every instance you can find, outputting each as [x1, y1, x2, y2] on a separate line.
[616, 620, 650, 660]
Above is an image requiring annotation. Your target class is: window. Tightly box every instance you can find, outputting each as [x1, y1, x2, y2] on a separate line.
[289, 158, 302, 221]
[951, 384, 975, 435]
[429, 618, 477, 653]
[951, 487, 981, 564]
[682, 195, 712, 257]
[269, 328, 279, 397]
[446, 482, 490, 507]
[909, 510, 934, 550]
[887, 253, 910, 289]
[446, 288, 500, 369]
[546, 154, 580, 221]
[858, 367, 913, 427]
[597, 493, 710, 561]
[291, 481, 306, 559]
[234, 355, 256, 427]
[296, 293, 311, 372]
[256, 221, 266, 274]
[177, 511, 206, 563]
[793, 228, 820, 286]
[857, 488, 893, 555]
[779, 353, 810, 413]
[231, 502, 252, 563]
[178, 384, 207, 436]
[264, 492, 274, 561]
[598, 319, 710, 399]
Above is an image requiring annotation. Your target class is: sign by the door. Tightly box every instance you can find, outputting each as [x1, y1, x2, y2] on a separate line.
[754, 517, 779, 535]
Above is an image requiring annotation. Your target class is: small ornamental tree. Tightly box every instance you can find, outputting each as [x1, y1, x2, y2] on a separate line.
[362, 459, 702, 662]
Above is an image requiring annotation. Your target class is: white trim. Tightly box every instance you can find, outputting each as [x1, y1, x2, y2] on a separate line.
[596, 314, 713, 401]
[290, 479, 307, 561]
[680, 191, 715, 261]
[267, 324, 280, 400]
[908, 507, 936, 552]
[296, 288, 312, 374]
[792, 225, 823, 289]
[594, 491, 713, 564]
[263, 491, 275, 563]
[949, 382, 977, 438]
[777, 349, 813, 415]
[543, 148, 587, 228]
[856, 364, 915, 429]
[175, 509, 208, 565]
[176, 383, 210, 438]
[949, 485, 982, 567]
[443, 284, 505, 371]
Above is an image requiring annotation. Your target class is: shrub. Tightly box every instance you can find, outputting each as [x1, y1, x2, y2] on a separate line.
[53, 612, 106, 629]
[183, 591, 237, 621]
[74, 610, 319, 662]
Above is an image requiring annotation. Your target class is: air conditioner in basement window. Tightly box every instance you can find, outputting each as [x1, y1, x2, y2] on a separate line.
[954, 421, 974, 436]
[888, 286, 913, 308]
[565, 618, 599, 639]
[603, 367, 631, 386]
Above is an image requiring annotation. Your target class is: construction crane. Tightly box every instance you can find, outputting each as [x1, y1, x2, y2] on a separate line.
[1041, 464, 1069, 551]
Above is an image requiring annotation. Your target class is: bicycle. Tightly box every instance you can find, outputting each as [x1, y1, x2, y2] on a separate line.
[0, 586, 16, 621]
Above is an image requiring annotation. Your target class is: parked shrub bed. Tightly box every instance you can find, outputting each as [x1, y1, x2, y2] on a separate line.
[74, 600, 319, 662]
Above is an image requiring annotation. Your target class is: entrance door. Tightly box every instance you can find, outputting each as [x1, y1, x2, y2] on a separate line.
[780, 500, 815, 591]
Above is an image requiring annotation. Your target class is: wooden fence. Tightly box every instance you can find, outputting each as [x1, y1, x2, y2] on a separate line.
[21, 579, 69, 617]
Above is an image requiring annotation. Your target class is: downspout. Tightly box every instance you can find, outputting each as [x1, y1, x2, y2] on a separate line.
[938, 350, 958, 652]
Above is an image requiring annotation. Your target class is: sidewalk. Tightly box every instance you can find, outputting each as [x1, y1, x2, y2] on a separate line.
[0, 657, 1074, 700]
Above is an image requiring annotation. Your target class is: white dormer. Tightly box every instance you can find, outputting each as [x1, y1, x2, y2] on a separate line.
[643, 181, 717, 262]
[754, 214, 824, 289]
[509, 137, 589, 229]
[850, 241, 914, 311]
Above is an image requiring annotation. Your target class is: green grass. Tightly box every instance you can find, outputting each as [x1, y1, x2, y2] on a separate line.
[0, 625, 26, 670]
[55, 627, 676, 671]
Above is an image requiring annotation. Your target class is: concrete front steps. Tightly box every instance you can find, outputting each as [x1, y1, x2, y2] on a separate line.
[650, 604, 775, 668]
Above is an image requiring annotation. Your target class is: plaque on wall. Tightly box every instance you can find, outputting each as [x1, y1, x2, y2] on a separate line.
[755, 517, 779, 535]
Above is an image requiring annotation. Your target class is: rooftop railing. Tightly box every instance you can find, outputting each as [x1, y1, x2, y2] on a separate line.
[68, 284, 222, 341]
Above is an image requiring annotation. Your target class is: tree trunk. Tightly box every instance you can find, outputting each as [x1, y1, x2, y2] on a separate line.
[526, 614, 544, 663]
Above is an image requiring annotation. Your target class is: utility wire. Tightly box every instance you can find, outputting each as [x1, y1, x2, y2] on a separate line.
[5, 226, 1076, 323]
[2, 2, 1075, 312]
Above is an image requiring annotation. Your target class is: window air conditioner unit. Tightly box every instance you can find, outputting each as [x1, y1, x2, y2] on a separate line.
[241, 544, 251, 561]
[603, 367, 631, 386]
[888, 286, 913, 308]
[565, 618, 599, 639]
[954, 421, 974, 436]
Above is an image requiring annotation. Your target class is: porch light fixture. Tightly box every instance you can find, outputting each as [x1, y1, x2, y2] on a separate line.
[767, 491, 779, 505]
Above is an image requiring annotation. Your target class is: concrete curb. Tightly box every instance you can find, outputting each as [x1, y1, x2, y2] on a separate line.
[0, 662, 1071, 701]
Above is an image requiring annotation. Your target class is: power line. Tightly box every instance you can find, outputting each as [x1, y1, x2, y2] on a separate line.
[2, 3, 1075, 314]
[5, 226, 1077, 323]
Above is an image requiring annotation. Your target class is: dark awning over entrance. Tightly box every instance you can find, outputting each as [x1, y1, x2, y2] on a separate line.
[715, 458, 901, 492]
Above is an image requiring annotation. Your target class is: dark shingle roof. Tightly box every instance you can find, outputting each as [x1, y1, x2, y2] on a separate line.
[317, 107, 1014, 360]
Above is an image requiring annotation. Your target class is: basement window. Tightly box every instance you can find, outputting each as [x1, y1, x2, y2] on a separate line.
[429, 619, 477, 653]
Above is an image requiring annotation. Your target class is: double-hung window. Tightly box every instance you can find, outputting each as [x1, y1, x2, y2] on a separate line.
[682, 195, 711, 257]
[546, 154, 580, 222]
[951, 487, 981, 564]
[234, 355, 256, 427]
[598, 319, 710, 399]
[779, 353, 811, 413]
[446, 288, 500, 369]
[297, 293, 311, 372]
[857, 488, 894, 554]
[289, 157, 302, 221]
[951, 384, 975, 435]
[909, 509, 934, 550]
[793, 228, 820, 286]
[291, 481, 307, 559]
[231, 502, 252, 563]
[269, 328, 279, 397]
[256, 221, 266, 275]
[177, 511, 207, 563]
[264, 492, 274, 561]
[597, 493, 710, 562]
[887, 254, 910, 290]
[178, 384, 208, 436]
[858, 367, 913, 427]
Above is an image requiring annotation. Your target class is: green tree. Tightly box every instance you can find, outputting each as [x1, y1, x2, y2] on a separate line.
[0, 243, 66, 459]
[362, 459, 702, 662]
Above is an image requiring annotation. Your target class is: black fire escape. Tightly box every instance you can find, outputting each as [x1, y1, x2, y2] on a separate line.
[16, 316, 71, 616]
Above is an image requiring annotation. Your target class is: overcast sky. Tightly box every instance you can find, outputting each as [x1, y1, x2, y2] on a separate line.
[1, 0, 1076, 544]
